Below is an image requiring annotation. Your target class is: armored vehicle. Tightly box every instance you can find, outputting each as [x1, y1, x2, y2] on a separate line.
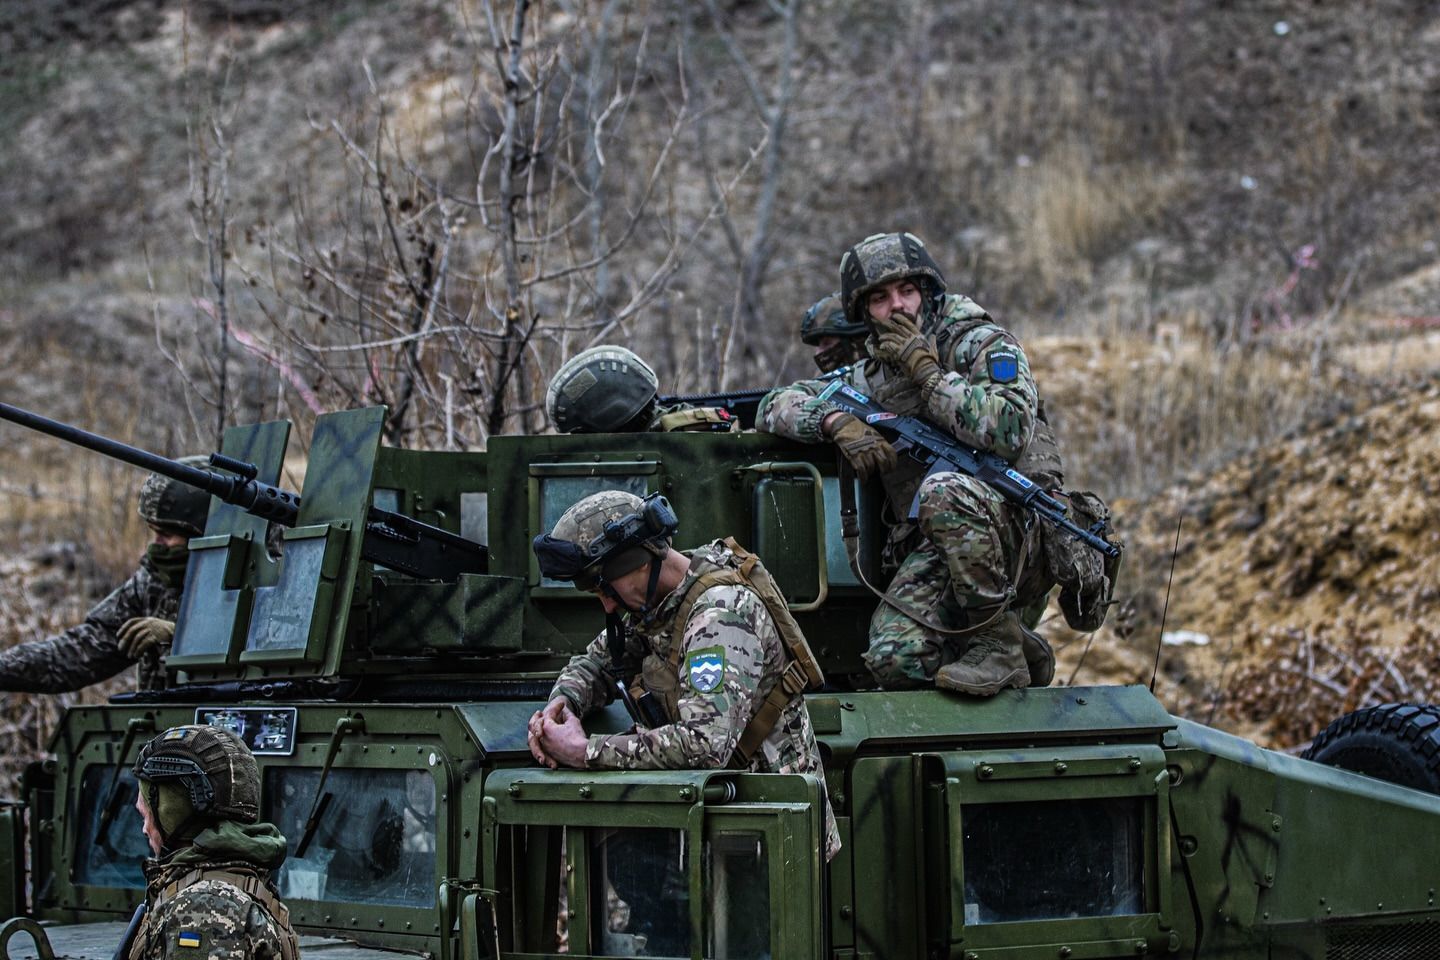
[2, 403, 1439, 960]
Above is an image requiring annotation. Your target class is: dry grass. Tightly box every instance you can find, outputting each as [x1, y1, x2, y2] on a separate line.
[1219, 622, 1440, 751]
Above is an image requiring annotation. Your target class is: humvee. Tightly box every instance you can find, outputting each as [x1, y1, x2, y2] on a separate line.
[1, 403, 1438, 960]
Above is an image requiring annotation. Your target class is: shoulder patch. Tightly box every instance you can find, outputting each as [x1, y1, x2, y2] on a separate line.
[987, 350, 1019, 384]
[686, 646, 726, 693]
[177, 931, 203, 949]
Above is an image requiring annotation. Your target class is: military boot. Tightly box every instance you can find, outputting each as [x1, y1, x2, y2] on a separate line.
[1021, 623, 1055, 687]
[936, 610, 1030, 696]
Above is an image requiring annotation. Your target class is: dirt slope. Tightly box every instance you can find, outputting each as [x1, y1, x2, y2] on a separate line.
[1053, 375, 1440, 748]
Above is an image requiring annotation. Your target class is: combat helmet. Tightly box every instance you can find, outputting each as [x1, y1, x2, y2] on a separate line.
[532, 490, 678, 603]
[133, 724, 260, 851]
[838, 231, 947, 327]
[136, 455, 212, 536]
[546, 346, 659, 434]
[800, 292, 868, 373]
[800, 292, 867, 345]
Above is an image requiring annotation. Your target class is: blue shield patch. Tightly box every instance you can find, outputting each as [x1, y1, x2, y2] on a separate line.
[987, 350, 1019, 383]
[687, 648, 725, 694]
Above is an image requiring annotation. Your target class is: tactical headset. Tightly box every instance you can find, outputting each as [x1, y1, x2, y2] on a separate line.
[532, 493, 679, 591]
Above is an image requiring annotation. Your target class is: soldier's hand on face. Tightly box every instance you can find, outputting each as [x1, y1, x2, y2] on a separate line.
[871, 309, 943, 388]
[117, 617, 176, 658]
[528, 698, 571, 768]
[824, 413, 898, 481]
[538, 709, 590, 769]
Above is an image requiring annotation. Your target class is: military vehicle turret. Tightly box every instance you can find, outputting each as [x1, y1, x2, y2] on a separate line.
[1, 402, 1438, 960]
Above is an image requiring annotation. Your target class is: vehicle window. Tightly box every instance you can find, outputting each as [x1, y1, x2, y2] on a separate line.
[704, 831, 770, 960]
[73, 766, 147, 888]
[589, 827, 691, 958]
[266, 767, 438, 907]
[539, 476, 648, 587]
[961, 797, 1145, 924]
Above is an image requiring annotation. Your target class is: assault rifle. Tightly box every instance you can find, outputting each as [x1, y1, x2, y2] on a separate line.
[816, 377, 1121, 559]
[656, 388, 771, 430]
[0, 402, 488, 581]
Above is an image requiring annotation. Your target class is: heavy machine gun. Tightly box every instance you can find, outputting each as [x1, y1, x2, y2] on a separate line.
[0, 401, 487, 581]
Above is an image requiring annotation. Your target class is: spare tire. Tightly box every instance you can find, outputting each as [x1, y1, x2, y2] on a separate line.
[1302, 703, 1440, 795]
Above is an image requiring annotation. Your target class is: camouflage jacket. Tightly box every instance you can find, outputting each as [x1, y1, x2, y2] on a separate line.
[132, 822, 297, 960]
[550, 539, 841, 859]
[759, 293, 1040, 516]
[0, 555, 179, 694]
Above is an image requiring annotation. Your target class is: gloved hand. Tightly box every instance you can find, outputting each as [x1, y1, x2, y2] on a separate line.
[872, 309, 943, 389]
[825, 413, 898, 480]
[117, 617, 175, 658]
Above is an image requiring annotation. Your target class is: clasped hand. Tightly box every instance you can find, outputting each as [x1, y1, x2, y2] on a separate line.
[526, 697, 589, 769]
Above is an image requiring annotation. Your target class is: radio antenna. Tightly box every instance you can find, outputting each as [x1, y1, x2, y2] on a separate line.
[1149, 513, 1185, 693]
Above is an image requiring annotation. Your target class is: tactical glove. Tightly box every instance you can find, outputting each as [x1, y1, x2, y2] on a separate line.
[872, 310, 943, 390]
[117, 617, 175, 658]
[825, 413, 898, 481]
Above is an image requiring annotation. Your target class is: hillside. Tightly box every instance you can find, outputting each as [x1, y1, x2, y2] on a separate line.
[2, 0, 1439, 773]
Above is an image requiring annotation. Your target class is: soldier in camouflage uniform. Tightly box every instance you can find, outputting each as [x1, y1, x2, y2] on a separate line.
[0, 463, 210, 693]
[761, 232, 1065, 696]
[129, 724, 298, 960]
[800, 291, 868, 373]
[546, 345, 740, 434]
[526, 490, 840, 861]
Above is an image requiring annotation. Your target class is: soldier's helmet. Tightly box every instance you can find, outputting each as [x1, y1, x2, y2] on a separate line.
[532, 490, 678, 589]
[799, 292, 867, 345]
[546, 346, 659, 434]
[838, 231, 948, 326]
[133, 724, 261, 825]
[136, 455, 212, 537]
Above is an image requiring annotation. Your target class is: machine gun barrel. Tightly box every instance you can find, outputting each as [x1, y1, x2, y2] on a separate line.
[0, 401, 488, 580]
[0, 401, 300, 524]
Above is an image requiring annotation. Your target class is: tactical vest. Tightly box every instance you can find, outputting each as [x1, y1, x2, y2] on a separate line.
[132, 865, 300, 960]
[630, 539, 824, 767]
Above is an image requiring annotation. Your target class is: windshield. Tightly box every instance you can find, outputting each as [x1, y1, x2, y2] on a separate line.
[265, 766, 438, 907]
[962, 796, 1145, 924]
[73, 765, 147, 889]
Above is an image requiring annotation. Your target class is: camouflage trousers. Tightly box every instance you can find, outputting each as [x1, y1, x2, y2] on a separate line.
[863, 471, 1034, 689]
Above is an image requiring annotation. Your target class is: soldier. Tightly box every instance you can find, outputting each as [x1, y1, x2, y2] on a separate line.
[0, 463, 209, 694]
[525, 490, 840, 860]
[760, 231, 1078, 696]
[545, 345, 740, 433]
[128, 724, 298, 960]
[800, 291, 868, 373]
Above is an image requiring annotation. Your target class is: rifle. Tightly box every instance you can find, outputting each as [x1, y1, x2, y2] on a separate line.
[816, 377, 1121, 559]
[602, 614, 669, 729]
[656, 389, 771, 430]
[0, 402, 488, 581]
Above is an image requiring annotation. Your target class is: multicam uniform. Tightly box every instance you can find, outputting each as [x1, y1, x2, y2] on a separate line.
[0, 556, 179, 693]
[550, 539, 841, 860]
[760, 293, 1055, 688]
[131, 822, 297, 960]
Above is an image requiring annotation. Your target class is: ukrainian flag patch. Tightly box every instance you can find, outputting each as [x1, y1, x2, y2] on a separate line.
[177, 931, 202, 949]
